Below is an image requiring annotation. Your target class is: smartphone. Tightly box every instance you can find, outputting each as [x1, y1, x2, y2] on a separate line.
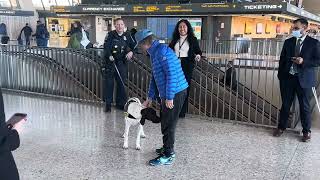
[291, 57, 297, 61]
[6, 113, 27, 126]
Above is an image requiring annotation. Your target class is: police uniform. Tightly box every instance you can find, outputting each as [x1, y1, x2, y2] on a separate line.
[103, 30, 136, 110]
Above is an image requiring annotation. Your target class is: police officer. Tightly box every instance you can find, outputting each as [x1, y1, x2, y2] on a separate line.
[103, 18, 136, 112]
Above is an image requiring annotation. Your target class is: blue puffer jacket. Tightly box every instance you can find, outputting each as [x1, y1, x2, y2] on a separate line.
[147, 40, 188, 100]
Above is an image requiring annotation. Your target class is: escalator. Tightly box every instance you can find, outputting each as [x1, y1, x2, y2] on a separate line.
[1, 48, 101, 102]
[191, 59, 281, 126]
[131, 53, 281, 126]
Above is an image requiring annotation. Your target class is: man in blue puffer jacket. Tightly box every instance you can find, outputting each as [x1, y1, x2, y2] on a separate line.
[135, 29, 188, 166]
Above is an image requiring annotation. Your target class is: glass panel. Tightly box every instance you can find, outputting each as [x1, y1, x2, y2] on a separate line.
[0, 0, 11, 7]
[9, 0, 18, 8]
[72, 0, 81, 5]
[56, 0, 70, 6]
[32, 0, 44, 9]
[42, 0, 57, 10]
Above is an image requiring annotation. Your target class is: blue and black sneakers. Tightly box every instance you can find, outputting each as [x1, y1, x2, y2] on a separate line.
[155, 147, 165, 155]
[149, 153, 175, 166]
[156, 147, 176, 158]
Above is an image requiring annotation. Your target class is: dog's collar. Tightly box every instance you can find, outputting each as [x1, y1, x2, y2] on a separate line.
[124, 112, 137, 119]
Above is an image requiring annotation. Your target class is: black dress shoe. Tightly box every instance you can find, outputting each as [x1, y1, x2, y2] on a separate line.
[104, 105, 111, 113]
[273, 129, 284, 137]
[302, 132, 311, 142]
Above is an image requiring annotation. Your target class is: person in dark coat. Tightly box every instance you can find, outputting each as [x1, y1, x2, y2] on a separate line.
[274, 18, 320, 142]
[169, 19, 202, 118]
[0, 89, 22, 180]
[102, 18, 136, 112]
[0, 23, 9, 44]
[19, 23, 33, 46]
[0, 23, 7, 36]
[33, 21, 49, 47]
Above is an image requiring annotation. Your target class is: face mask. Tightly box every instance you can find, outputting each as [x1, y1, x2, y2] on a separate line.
[292, 30, 302, 38]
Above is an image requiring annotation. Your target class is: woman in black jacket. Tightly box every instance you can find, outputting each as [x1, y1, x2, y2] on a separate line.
[169, 19, 202, 118]
[0, 89, 21, 180]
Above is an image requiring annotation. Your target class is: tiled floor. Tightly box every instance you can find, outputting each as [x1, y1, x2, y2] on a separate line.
[3, 93, 320, 180]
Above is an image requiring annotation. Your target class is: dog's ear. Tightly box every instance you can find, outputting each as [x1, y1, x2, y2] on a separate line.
[140, 108, 146, 116]
[140, 118, 146, 125]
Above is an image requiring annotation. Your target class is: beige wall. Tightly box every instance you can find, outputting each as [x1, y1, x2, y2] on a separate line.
[231, 16, 292, 39]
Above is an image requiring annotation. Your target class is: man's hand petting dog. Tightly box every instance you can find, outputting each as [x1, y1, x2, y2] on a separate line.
[143, 99, 152, 108]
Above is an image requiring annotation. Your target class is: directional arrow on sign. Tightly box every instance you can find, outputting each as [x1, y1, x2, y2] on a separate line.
[278, 5, 282, 8]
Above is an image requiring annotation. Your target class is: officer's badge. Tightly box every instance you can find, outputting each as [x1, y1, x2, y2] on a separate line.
[123, 36, 127, 41]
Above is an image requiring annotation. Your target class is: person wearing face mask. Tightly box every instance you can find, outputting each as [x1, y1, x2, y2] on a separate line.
[102, 18, 136, 112]
[274, 18, 320, 142]
[169, 19, 202, 118]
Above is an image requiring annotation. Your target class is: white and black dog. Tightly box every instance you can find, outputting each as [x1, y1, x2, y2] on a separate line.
[122, 97, 161, 150]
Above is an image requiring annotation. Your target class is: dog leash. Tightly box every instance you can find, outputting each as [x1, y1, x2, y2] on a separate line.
[113, 62, 126, 89]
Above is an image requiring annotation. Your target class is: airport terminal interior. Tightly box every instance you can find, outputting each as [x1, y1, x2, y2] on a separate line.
[1, 0, 320, 179]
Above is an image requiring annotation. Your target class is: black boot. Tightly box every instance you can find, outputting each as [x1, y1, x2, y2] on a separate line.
[104, 105, 111, 113]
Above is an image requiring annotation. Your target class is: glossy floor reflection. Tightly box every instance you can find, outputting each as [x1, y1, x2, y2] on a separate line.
[3, 93, 320, 180]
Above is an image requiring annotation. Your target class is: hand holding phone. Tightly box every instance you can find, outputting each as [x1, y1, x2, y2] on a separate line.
[6, 113, 27, 134]
[291, 57, 303, 64]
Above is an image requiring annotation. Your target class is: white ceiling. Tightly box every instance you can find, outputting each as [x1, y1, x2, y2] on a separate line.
[303, 0, 320, 16]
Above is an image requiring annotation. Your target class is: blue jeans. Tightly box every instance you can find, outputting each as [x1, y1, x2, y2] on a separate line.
[36, 38, 48, 47]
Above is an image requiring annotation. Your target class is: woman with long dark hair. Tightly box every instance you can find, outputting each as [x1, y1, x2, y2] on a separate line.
[169, 19, 202, 118]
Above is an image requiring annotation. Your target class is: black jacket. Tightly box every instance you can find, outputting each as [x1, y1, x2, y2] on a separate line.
[0, 89, 20, 180]
[103, 30, 136, 62]
[169, 36, 202, 64]
[21, 26, 33, 37]
[278, 36, 320, 88]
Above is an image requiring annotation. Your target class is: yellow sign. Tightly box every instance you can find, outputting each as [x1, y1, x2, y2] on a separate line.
[165, 6, 192, 12]
[52, 6, 67, 13]
[201, 4, 230, 8]
[133, 6, 160, 13]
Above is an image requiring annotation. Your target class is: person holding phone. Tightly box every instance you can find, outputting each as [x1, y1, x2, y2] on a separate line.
[274, 18, 320, 142]
[0, 89, 25, 180]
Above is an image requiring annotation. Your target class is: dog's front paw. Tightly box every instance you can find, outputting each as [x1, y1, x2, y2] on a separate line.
[123, 144, 128, 149]
[136, 145, 141, 150]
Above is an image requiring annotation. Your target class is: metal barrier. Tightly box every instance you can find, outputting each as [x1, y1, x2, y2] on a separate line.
[1, 42, 319, 128]
[0, 45, 103, 102]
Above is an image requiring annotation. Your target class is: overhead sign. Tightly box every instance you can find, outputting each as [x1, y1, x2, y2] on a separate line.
[82, 7, 125, 12]
[165, 5, 192, 12]
[243, 4, 283, 10]
[53, 2, 320, 23]
[133, 6, 160, 13]
[0, 10, 15, 15]
[0, 9, 34, 16]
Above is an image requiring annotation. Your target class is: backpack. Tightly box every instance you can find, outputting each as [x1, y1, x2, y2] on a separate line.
[68, 34, 81, 49]
[1, 36, 9, 44]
